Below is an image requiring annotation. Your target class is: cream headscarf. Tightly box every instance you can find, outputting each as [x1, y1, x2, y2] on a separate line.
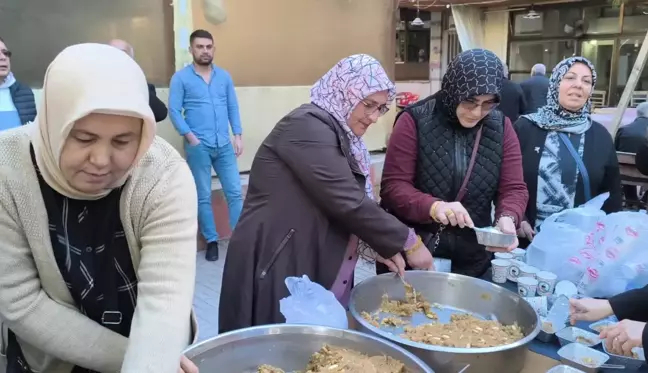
[31, 43, 156, 200]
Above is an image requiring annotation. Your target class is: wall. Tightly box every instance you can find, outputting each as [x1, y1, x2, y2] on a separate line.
[187, 0, 396, 86]
[164, 0, 398, 171]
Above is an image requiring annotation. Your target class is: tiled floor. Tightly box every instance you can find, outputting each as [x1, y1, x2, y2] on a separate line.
[192, 240, 376, 341]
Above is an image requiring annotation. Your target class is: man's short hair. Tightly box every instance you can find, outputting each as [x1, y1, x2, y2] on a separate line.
[190, 29, 213, 44]
[637, 102, 648, 118]
[531, 64, 547, 76]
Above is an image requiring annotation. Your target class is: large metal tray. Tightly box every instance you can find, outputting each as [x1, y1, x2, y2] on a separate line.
[349, 271, 540, 373]
[183, 324, 434, 372]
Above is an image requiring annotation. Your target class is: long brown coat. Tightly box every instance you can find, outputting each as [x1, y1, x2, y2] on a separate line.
[218, 104, 410, 333]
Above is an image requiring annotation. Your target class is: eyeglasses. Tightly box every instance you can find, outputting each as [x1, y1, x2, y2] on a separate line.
[460, 100, 498, 112]
[0, 49, 11, 58]
[360, 99, 390, 116]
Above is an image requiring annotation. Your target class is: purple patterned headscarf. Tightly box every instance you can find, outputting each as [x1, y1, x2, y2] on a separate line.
[310, 54, 396, 200]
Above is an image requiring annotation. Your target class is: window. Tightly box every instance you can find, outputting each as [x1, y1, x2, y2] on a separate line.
[0, 0, 174, 87]
[622, 4, 648, 34]
[513, 8, 582, 38]
[509, 40, 576, 74]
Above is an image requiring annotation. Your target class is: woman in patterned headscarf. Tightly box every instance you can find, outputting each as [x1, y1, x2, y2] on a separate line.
[514, 57, 621, 246]
[379, 49, 529, 277]
[219, 54, 433, 333]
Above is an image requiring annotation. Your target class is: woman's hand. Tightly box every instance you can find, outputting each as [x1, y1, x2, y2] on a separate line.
[178, 355, 199, 373]
[486, 217, 518, 253]
[376, 253, 407, 277]
[431, 202, 474, 228]
[406, 244, 435, 271]
[517, 220, 535, 240]
[600, 320, 645, 356]
[569, 298, 614, 324]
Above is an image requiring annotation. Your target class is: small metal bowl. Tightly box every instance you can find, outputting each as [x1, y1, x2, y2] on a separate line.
[546, 365, 586, 373]
[556, 327, 601, 348]
[602, 342, 646, 370]
[558, 343, 610, 373]
[474, 227, 517, 248]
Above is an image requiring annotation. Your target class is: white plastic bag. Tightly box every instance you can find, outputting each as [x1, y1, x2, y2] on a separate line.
[545, 193, 609, 233]
[279, 275, 348, 329]
[577, 212, 648, 298]
[525, 193, 609, 282]
[203, 0, 227, 25]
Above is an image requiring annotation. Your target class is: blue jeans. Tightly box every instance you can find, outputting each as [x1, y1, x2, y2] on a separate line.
[185, 142, 243, 243]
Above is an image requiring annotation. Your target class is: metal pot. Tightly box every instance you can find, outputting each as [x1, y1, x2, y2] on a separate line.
[183, 324, 434, 372]
[349, 271, 541, 373]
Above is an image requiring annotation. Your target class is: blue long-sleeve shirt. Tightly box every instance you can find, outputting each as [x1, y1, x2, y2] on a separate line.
[169, 64, 242, 148]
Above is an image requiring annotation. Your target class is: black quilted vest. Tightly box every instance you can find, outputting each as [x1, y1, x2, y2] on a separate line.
[401, 96, 504, 277]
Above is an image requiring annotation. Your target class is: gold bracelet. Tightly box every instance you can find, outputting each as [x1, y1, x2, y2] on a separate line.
[405, 236, 423, 256]
[430, 201, 442, 223]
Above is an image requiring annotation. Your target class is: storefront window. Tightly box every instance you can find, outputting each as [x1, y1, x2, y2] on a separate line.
[0, 0, 174, 87]
[584, 7, 622, 35]
[513, 8, 582, 38]
[617, 38, 648, 106]
[509, 40, 576, 74]
[622, 4, 648, 34]
[581, 39, 614, 107]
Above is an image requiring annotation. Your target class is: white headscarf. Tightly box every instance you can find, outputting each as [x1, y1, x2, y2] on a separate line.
[31, 43, 157, 200]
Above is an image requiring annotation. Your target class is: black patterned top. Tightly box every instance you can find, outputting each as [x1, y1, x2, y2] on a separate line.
[6, 147, 138, 373]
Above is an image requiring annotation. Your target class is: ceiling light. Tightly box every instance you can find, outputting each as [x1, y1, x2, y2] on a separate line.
[523, 10, 540, 19]
[411, 17, 425, 26]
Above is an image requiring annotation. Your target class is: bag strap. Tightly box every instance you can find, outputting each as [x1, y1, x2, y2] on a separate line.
[558, 132, 592, 202]
[455, 125, 483, 202]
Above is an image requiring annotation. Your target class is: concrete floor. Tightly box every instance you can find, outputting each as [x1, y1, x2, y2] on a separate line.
[192, 240, 377, 341]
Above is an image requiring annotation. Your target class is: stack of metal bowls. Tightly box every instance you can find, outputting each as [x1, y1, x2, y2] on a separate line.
[349, 271, 541, 373]
[183, 324, 434, 372]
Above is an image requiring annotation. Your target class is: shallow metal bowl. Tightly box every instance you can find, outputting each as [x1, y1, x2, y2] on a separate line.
[183, 324, 434, 372]
[349, 271, 541, 373]
[474, 227, 517, 248]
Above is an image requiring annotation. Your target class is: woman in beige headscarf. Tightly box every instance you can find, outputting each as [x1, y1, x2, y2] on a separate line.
[0, 44, 198, 373]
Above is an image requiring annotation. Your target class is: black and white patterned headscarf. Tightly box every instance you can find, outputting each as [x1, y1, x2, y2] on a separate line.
[522, 56, 597, 135]
[440, 49, 504, 123]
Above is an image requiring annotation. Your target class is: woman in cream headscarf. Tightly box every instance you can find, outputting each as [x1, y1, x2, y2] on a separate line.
[0, 44, 198, 373]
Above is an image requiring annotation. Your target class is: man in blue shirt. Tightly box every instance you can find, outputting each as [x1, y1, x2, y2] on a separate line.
[169, 29, 243, 261]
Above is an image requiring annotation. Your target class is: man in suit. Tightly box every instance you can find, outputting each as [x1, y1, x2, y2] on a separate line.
[108, 39, 168, 122]
[616, 102, 648, 204]
[498, 64, 526, 122]
[520, 63, 550, 113]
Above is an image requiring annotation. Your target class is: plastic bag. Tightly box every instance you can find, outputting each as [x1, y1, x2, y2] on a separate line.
[577, 211, 648, 298]
[203, 0, 227, 25]
[279, 275, 348, 329]
[545, 193, 609, 233]
[526, 193, 609, 283]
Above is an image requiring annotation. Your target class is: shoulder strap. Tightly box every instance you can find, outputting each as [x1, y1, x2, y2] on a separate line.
[558, 132, 591, 202]
[455, 125, 483, 202]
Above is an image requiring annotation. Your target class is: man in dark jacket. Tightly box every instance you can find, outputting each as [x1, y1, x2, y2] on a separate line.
[108, 39, 168, 122]
[498, 64, 526, 122]
[520, 63, 550, 113]
[0, 36, 36, 129]
[615, 102, 648, 203]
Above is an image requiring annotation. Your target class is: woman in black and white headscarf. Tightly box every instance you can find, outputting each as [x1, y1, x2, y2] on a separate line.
[380, 49, 529, 277]
[514, 56, 622, 245]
